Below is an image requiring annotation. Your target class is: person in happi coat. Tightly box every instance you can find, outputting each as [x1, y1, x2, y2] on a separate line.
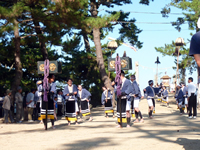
[152, 85, 160, 113]
[77, 85, 93, 122]
[36, 80, 43, 124]
[130, 75, 144, 123]
[101, 86, 114, 118]
[116, 70, 132, 128]
[57, 90, 64, 117]
[63, 78, 79, 125]
[54, 95, 58, 121]
[157, 85, 163, 102]
[40, 74, 57, 129]
[181, 83, 188, 113]
[175, 84, 184, 115]
[162, 86, 169, 107]
[143, 80, 158, 119]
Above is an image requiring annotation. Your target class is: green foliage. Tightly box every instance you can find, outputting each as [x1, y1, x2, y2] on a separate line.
[0, 0, 155, 105]
[157, 0, 200, 82]
[0, 35, 60, 94]
[139, 0, 154, 5]
[155, 41, 196, 82]
[162, 0, 200, 32]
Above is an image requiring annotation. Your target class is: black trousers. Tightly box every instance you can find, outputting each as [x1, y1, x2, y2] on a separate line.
[32, 107, 38, 121]
[152, 98, 155, 108]
[36, 102, 40, 118]
[43, 119, 54, 126]
[57, 104, 63, 116]
[188, 94, 197, 117]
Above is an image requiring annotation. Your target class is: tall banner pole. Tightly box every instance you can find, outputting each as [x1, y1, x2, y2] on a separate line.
[115, 54, 122, 127]
[43, 59, 49, 130]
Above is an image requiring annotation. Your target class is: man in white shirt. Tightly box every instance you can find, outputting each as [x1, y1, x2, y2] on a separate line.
[187, 77, 197, 118]
[26, 89, 36, 122]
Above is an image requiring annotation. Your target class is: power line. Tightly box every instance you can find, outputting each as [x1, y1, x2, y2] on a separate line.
[142, 29, 189, 31]
[113, 29, 190, 31]
[112, 21, 187, 24]
[99, 9, 184, 15]
[140, 65, 172, 70]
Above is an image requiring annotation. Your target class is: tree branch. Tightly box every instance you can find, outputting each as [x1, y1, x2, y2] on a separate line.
[20, 34, 37, 39]
[18, 18, 33, 23]
[0, 21, 9, 27]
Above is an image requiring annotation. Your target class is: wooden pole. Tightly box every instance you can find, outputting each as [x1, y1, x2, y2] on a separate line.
[135, 62, 139, 84]
[45, 101, 48, 130]
[156, 63, 158, 85]
[119, 97, 122, 127]
[116, 56, 122, 127]
[108, 51, 112, 78]
[176, 47, 180, 84]
[44, 59, 48, 130]
[175, 47, 180, 94]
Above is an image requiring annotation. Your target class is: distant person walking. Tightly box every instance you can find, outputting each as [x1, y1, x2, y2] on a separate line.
[15, 86, 23, 123]
[26, 89, 36, 122]
[3, 89, 14, 123]
[175, 84, 184, 115]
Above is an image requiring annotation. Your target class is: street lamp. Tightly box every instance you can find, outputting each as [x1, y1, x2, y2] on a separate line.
[155, 56, 161, 86]
[107, 40, 118, 50]
[107, 40, 118, 78]
[174, 37, 184, 89]
[107, 40, 118, 121]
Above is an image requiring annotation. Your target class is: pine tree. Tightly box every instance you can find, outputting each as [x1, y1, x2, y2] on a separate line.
[0, 1, 29, 102]
[54, 0, 153, 89]
[0, 0, 70, 99]
[156, 0, 200, 82]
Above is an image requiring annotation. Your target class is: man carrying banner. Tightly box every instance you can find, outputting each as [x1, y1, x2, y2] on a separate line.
[116, 70, 132, 128]
[40, 74, 56, 129]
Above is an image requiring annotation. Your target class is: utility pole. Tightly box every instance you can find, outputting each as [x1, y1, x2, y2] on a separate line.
[155, 57, 161, 86]
[135, 61, 139, 84]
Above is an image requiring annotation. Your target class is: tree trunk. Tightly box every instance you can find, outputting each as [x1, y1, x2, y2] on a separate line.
[90, 1, 113, 90]
[180, 68, 186, 83]
[82, 31, 91, 52]
[92, 28, 113, 89]
[11, 19, 23, 105]
[33, 20, 48, 60]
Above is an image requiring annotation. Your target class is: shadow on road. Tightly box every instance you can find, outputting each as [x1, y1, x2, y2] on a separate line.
[176, 138, 200, 150]
[61, 137, 118, 150]
[1, 104, 200, 150]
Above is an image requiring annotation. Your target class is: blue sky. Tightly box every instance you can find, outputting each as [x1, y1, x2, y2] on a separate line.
[97, 0, 197, 90]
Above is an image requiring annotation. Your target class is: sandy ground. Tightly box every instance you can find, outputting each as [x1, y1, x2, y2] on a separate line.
[0, 96, 200, 150]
